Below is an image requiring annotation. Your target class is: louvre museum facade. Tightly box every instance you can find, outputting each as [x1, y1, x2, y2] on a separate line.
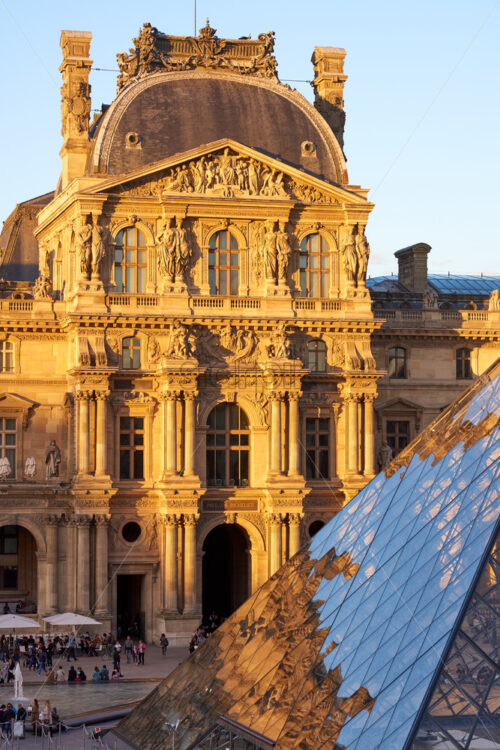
[0, 21, 499, 643]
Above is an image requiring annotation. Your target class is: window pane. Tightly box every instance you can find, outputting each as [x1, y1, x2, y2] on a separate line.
[5, 434, 15, 446]
[5, 420, 15, 431]
[319, 418, 329, 431]
[134, 417, 144, 431]
[215, 406, 226, 430]
[230, 270, 239, 295]
[120, 417, 130, 430]
[215, 451, 226, 484]
[219, 232, 227, 250]
[219, 252, 227, 267]
[120, 451, 130, 479]
[115, 231, 124, 246]
[132, 345, 141, 369]
[126, 267, 135, 293]
[137, 267, 146, 294]
[309, 234, 318, 252]
[5, 449, 15, 475]
[310, 275, 319, 297]
[134, 433, 144, 447]
[219, 270, 227, 296]
[134, 451, 144, 480]
[3, 566, 18, 589]
[319, 449, 329, 478]
[306, 418, 315, 431]
[126, 228, 135, 245]
[230, 234, 238, 250]
[114, 266, 123, 292]
[240, 450, 249, 485]
[114, 248, 123, 262]
[209, 269, 216, 295]
[137, 230, 146, 246]
[126, 250, 135, 263]
[119, 433, 130, 446]
[306, 451, 316, 479]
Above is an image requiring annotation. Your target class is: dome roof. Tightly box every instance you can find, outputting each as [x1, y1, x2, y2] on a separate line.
[89, 71, 347, 184]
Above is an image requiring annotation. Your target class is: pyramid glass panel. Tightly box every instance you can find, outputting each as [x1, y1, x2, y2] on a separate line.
[109, 361, 500, 750]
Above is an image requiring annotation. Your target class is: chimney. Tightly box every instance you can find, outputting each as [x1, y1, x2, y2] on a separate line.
[311, 47, 347, 151]
[394, 243, 431, 293]
[59, 31, 93, 189]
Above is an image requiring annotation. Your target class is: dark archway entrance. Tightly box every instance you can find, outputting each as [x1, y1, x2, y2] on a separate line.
[202, 524, 249, 622]
[117, 574, 144, 640]
[0, 525, 37, 613]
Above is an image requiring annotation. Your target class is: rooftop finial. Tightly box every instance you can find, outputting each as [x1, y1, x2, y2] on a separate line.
[199, 18, 217, 40]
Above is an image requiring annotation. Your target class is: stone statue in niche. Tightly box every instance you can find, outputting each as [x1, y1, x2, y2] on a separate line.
[77, 218, 93, 279]
[45, 440, 62, 480]
[156, 216, 192, 284]
[0, 456, 11, 480]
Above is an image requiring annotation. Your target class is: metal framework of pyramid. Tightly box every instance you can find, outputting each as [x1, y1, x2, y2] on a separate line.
[112, 361, 500, 750]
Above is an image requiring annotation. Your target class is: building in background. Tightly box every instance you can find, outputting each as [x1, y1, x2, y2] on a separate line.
[0, 21, 498, 643]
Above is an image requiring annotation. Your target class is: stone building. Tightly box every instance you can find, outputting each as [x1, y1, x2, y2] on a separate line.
[0, 22, 498, 643]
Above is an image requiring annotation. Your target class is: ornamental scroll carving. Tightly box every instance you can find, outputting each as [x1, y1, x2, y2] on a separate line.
[116, 22, 278, 91]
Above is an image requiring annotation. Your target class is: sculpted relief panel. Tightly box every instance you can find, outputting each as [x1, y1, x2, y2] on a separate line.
[114, 149, 339, 205]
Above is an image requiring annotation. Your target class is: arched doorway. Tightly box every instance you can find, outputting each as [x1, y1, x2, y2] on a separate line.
[0, 525, 37, 613]
[202, 524, 249, 621]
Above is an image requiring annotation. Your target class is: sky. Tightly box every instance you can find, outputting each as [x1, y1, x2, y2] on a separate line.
[1, 0, 499, 277]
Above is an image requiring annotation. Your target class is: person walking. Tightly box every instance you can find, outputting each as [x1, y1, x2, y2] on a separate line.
[160, 634, 169, 656]
[137, 640, 145, 665]
[66, 634, 77, 662]
[124, 635, 133, 664]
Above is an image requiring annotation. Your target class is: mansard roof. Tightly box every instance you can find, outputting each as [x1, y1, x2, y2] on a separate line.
[88, 72, 347, 185]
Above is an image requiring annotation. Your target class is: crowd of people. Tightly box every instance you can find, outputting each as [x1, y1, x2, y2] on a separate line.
[188, 611, 224, 653]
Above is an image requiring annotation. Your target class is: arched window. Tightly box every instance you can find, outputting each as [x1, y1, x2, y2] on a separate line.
[0, 341, 14, 373]
[456, 348, 472, 379]
[114, 227, 146, 293]
[388, 346, 407, 378]
[299, 233, 329, 298]
[308, 339, 327, 372]
[122, 337, 141, 369]
[208, 231, 239, 295]
[206, 403, 249, 487]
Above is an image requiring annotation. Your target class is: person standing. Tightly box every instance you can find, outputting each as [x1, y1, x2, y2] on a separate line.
[66, 634, 77, 662]
[160, 634, 169, 656]
[137, 640, 145, 665]
[124, 636, 133, 664]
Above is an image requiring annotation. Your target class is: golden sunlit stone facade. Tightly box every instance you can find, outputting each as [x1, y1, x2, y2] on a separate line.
[0, 22, 498, 645]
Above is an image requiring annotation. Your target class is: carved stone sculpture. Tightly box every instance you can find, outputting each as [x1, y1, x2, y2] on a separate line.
[164, 321, 193, 359]
[422, 287, 439, 309]
[91, 218, 108, 276]
[262, 220, 278, 283]
[61, 80, 91, 136]
[77, 219, 93, 280]
[33, 274, 53, 300]
[342, 226, 358, 285]
[45, 440, 62, 480]
[276, 221, 292, 284]
[0, 456, 11, 480]
[355, 226, 370, 286]
[267, 323, 291, 359]
[116, 21, 278, 91]
[24, 456, 36, 478]
[156, 216, 192, 284]
[488, 289, 500, 311]
[378, 441, 393, 470]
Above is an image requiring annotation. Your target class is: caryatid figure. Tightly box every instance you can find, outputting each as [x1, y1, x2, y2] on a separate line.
[156, 220, 177, 283]
[263, 220, 278, 283]
[91, 217, 107, 276]
[276, 221, 292, 284]
[355, 224, 370, 286]
[78, 219, 93, 279]
[342, 226, 358, 286]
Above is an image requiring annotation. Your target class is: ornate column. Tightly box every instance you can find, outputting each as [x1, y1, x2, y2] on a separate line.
[268, 514, 282, 575]
[288, 514, 302, 558]
[183, 514, 197, 613]
[163, 392, 178, 476]
[95, 390, 109, 476]
[347, 395, 359, 474]
[163, 515, 178, 612]
[269, 393, 283, 475]
[76, 515, 90, 612]
[364, 395, 376, 476]
[65, 515, 77, 611]
[76, 391, 91, 476]
[45, 515, 59, 614]
[184, 392, 197, 476]
[94, 515, 110, 615]
[288, 393, 301, 476]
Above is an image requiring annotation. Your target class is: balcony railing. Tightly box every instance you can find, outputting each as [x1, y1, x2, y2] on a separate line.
[373, 308, 493, 326]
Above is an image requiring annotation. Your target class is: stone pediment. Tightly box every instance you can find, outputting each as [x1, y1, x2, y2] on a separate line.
[89, 139, 367, 206]
[0, 393, 38, 427]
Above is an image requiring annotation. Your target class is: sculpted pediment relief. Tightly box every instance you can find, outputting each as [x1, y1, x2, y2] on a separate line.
[92, 140, 362, 206]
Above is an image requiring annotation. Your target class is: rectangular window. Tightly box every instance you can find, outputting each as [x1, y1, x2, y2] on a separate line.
[0, 418, 16, 479]
[456, 349, 472, 379]
[119, 416, 145, 480]
[0, 342, 14, 373]
[0, 525, 18, 555]
[0, 566, 18, 589]
[386, 420, 410, 457]
[305, 417, 330, 480]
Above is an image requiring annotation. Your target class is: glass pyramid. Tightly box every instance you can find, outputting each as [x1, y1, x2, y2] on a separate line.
[112, 361, 500, 750]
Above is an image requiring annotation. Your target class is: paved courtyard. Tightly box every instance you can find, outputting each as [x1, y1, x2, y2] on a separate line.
[0, 645, 187, 748]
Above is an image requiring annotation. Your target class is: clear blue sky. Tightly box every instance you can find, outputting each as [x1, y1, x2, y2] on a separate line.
[1, 0, 498, 277]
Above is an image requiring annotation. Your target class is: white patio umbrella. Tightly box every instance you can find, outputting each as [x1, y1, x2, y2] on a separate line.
[0, 613, 41, 631]
[43, 612, 102, 627]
